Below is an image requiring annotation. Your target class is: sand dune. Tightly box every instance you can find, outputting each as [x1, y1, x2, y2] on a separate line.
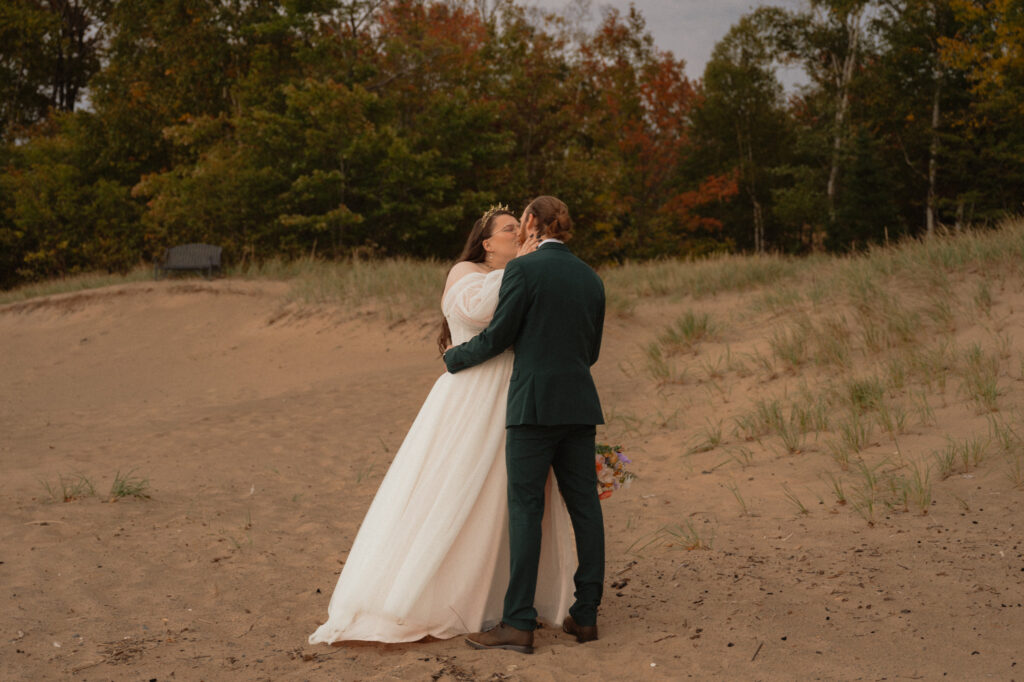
[2, 273, 1023, 681]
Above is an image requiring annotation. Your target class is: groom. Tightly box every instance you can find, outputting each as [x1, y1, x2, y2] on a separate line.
[443, 195, 605, 654]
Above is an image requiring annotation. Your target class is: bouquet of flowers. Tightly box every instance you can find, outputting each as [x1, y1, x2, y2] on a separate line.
[596, 443, 635, 500]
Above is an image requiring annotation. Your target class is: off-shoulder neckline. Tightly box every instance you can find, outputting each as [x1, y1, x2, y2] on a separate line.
[442, 268, 504, 308]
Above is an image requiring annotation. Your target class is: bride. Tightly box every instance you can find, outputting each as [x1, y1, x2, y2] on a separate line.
[309, 206, 576, 644]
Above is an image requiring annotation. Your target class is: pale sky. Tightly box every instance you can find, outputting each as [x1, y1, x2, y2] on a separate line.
[531, 0, 808, 87]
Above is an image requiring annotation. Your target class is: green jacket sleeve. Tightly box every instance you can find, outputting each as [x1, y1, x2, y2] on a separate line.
[444, 261, 528, 374]
[590, 282, 605, 366]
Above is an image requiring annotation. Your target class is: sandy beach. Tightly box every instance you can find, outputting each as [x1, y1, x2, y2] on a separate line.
[2, 272, 1023, 681]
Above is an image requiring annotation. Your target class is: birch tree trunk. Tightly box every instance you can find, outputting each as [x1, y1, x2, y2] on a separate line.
[737, 121, 765, 252]
[926, 75, 940, 237]
[826, 9, 863, 225]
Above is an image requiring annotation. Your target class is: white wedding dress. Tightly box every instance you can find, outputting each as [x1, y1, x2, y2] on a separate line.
[309, 269, 575, 644]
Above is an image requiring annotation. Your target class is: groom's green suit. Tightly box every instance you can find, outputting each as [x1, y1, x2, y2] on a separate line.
[444, 242, 605, 630]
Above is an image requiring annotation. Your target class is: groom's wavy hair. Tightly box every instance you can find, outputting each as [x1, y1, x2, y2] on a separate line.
[523, 195, 573, 243]
[436, 208, 515, 355]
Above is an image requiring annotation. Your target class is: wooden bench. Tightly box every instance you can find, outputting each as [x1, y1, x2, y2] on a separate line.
[155, 244, 222, 280]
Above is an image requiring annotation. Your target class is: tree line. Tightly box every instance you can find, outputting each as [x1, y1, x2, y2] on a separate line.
[1, 0, 1021, 289]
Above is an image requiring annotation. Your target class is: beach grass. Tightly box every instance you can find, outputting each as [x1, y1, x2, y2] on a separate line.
[782, 483, 811, 515]
[108, 470, 151, 501]
[725, 480, 753, 516]
[629, 519, 716, 554]
[40, 473, 96, 503]
[4, 217, 1022, 317]
[961, 344, 1002, 412]
[239, 257, 447, 316]
[824, 472, 848, 506]
[0, 266, 152, 306]
[659, 310, 718, 354]
[933, 436, 989, 479]
[7, 218, 1024, 531]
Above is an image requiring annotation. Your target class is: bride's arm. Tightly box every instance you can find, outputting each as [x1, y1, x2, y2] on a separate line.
[444, 267, 504, 330]
[441, 261, 483, 304]
[444, 261, 527, 373]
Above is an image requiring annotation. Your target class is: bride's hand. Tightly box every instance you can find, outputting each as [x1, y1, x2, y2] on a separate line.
[516, 233, 539, 258]
[516, 216, 540, 257]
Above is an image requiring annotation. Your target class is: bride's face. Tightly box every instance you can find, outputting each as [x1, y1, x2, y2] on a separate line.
[484, 215, 520, 266]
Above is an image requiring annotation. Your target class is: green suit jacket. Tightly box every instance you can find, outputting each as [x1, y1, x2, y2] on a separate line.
[444, 242, 605, 427]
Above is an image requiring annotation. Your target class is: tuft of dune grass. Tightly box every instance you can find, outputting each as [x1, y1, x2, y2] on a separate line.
[257, 257, 448, 315]
[601, 253, 806, 301]
[603, 216, 1024, 306]
[0, 266, 152, 306]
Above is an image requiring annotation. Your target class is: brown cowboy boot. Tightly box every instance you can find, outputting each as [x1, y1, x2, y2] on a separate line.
[562, 615, 598, 643]
[464, 622, 534, 654]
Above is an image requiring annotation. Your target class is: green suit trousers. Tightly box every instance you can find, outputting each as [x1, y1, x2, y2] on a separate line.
[503, 424, 604, 630]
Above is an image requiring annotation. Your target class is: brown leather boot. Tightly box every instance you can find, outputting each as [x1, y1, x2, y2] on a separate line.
[464, 622, 534, 654]
[562, 615, 598, 643]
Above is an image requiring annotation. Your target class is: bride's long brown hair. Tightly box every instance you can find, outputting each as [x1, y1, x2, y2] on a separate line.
[437, 209, 514, 355]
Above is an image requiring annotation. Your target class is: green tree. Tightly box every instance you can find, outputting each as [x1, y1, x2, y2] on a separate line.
[939, 0, 1024, 222]
[693, 14, 794, 252]
[0, 0, 109, 141]
[830, 126, 903, 249]
[1, 112, 142, 283]
[759, 1, 873, 234]
[869, 0, 967, 235]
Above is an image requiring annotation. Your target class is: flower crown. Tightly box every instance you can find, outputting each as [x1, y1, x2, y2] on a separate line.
[481, 203, 510, 226]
